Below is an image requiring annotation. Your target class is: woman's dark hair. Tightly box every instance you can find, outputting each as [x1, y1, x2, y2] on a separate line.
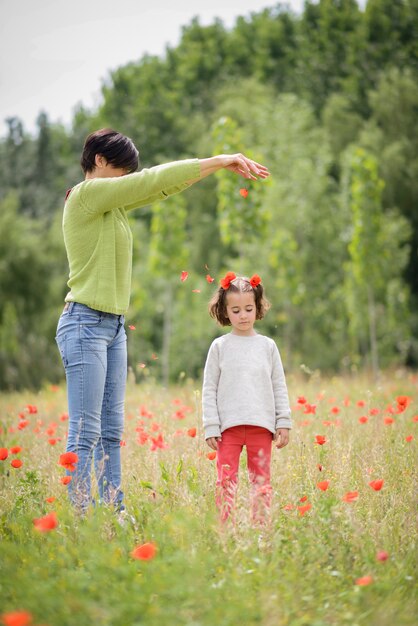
[80, 128, 139, 174]
[209, 276, 271, 326]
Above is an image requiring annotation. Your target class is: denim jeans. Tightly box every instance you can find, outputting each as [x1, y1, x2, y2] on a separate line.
[56, 302, 127, 512]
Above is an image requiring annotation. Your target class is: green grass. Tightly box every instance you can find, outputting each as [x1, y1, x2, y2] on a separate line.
[0, 371, 417, 626]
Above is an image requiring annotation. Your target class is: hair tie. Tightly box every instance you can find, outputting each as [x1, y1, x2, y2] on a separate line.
[249, 274, 261, 288]
[220, 271, 236, 290]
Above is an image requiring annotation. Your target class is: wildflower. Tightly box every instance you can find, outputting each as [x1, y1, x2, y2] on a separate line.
[331, 406, 340, 415]
[187, 428, 197, 438]
[150, 434, 168, 451]
[304, 403, 317, 414]
[207, 451, 216, 460]
[317, 464, 323, 471]
[317, 480, 330, 491]
[396, 396, 411, 412]
[376, 551, 389, 562]
[25, 405, 38, 414]
[45, 497, 55, 503]
[60, 476, 72, 485]
[359, 416, 368, 424]
[180, 271, 188, 282]
[33, 511, 58, 532]
[120, 440, 126, 446]
[59, 452, 79, 472]
[355, 575, 373, 586]
[405, 435, 413, 442]
[314, 435, 326, 445]
[17, 421, 29, 430]
[220, 271, 236, 290]
[131, 542, 157, 561]
[369, 408, 380, 415]
[0, 448, 9, 461]
[384, 416, 395, 425]
[356, 400, 365, 408]
[297, 396, 307, 404]
[0, 610, 33, 626]
[239, 188, 248, 198]
[11, 460, 22, 469]
[298, 503, 312, 516]
[342, 491, 359, 503]
[48, 439, 58, 446]
[10, 446, 22, 454]
[60, 413, 69, 421]
[299, 495, 308, 502]
[369, 479, 384, 491]
[206, 274, 214, 283]
[283, 503, 294, 511]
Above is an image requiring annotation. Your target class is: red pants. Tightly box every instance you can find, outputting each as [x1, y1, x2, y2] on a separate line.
[216, 425, 273, 522]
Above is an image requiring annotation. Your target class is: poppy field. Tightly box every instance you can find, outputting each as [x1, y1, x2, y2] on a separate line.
[0, 371, 417, 626]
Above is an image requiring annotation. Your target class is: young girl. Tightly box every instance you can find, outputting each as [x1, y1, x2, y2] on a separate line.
[202, 272, 291, 521]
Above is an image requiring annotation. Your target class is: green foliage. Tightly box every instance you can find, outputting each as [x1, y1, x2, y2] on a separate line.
[0, 0, 417, 387]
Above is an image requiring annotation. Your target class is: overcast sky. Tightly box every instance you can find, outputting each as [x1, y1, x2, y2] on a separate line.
[0, 0, 309, 138]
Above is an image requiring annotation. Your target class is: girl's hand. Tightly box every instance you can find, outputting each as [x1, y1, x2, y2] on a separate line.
[220, 153, 270, 180]
[274, 428, 290, 449]
[206, 436, 222, 450]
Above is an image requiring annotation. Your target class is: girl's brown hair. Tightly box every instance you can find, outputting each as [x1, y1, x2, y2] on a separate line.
[209, 276, 271, 326]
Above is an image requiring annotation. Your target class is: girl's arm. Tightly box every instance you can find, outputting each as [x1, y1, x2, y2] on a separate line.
[202, 342, 222, 442]
[271, 341, 292, 431]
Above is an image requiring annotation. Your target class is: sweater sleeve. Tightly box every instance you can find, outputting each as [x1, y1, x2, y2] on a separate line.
[271, 341, 292, 430]
[202, 341, 222, 439]
[79, 159, 201, 215]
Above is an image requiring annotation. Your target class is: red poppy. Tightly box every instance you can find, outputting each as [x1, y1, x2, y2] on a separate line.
[405, 435, 413, 442]
[187, 428, 197, 438]
[0, 448, 9, 461]
[180, 271, 188, 282]
[137, 432, 149, 445]
[48, 439, 58, 446]
[356, 400, 365, 407]
[10, 446, 22, 454]
[17, 421, 29, 430]
[359, 416, 368, 424]
[283, 503, 294, 511]
[60, 476, 72, 485]
[355, 575, 373, 586]
[11, 459, 22, 469]
[331, 406, 340, 415]
[0, 611, 33, 626]
[33, 511, 58, 532]
[384, 417, 395, 425]
[369, 479, 384, 491]
[150, 434, 168, 451]
[25, 405, 38, 414]
[376, 550, 389, 562]
[207, 451, 216, 460]
[396, 396, 411, 412]
[60, 413, 69, 421]
[342, 491, 359, 503]
[297, 396, 307, 404]
[206, 274, 214, 283]
[317, 480, 330, 491]
[45, 497, 55, 504]
[299, 495, 308, 503]
[317, 464, 323, 471]
[59, 452, 79, 472]
[249, 274, 261, 288]
[131, 542, 157, 561]
[413, 416, 418, 422]
[298, 503, 312, 516]
[314, 435, 326, 445]
[239, 188, 248, 198]
[120, 440, 126, 446]
[304, 403, 317, 414]
[369, 408, 380, 415]
[220, 271, 236, 290]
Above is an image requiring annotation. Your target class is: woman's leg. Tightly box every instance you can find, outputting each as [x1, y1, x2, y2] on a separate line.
[216, 426, 245, 521]
[94, 319, 127, 510]
[245, 426, 273, 523]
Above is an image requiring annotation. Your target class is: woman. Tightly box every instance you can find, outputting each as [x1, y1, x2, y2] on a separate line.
[56, 128, 269, 515]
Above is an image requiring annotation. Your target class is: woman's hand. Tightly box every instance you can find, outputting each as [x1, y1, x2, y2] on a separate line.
[219, 153, 270, 180]
[206, 436, 222, 450]
[197, 154, 270, 182]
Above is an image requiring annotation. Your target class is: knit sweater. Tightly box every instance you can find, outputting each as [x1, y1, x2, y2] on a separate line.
[202, 333, 292, 439]
[63, 158, 201, 315]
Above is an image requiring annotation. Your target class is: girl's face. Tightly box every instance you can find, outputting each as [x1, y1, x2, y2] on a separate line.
[225, 291, 257, 336]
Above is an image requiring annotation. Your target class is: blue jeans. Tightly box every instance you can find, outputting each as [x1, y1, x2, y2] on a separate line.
[56, 302, 127, 512]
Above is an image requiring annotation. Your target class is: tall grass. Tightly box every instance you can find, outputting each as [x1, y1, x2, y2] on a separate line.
[0, 370, 416, 626]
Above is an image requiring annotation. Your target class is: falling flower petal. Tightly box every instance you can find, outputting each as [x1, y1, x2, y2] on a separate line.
[239, 188, 249, 198]
[180, 271, 188, 282]
[206, 274, 214, 283]
[0, 610, 33, 626]
[192, 289, 201, 293]
[128, 325, 136, 330]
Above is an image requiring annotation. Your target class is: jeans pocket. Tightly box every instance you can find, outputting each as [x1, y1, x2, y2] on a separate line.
[55, 334, 68, 367]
